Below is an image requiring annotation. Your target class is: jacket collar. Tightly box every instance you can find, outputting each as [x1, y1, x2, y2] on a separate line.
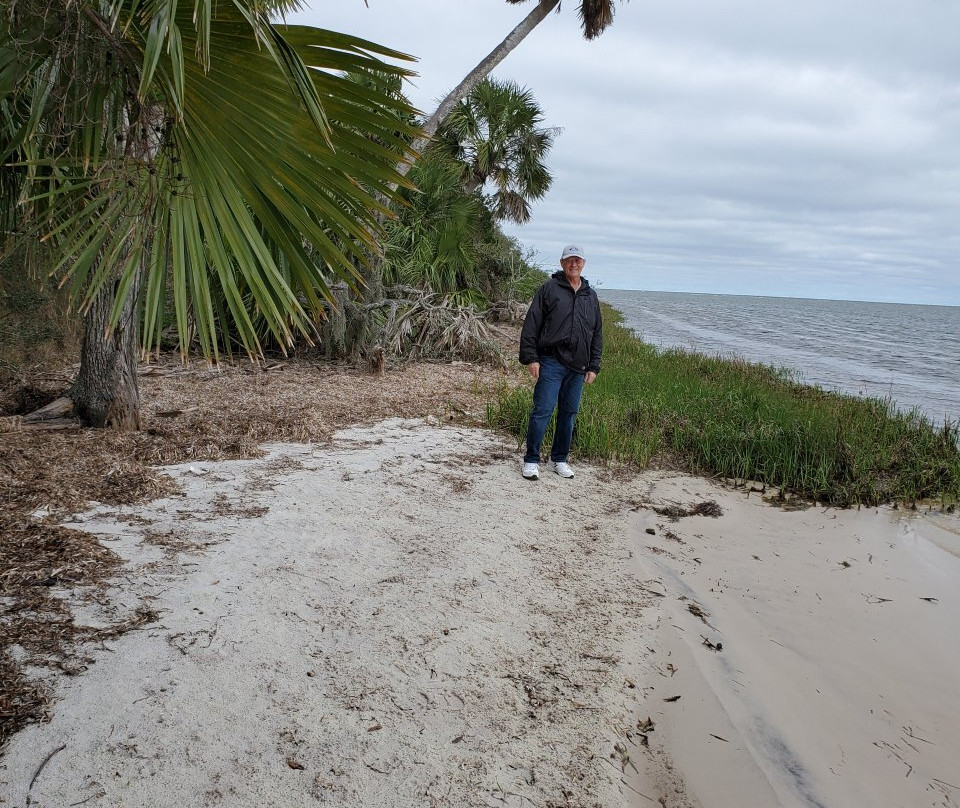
[551, 270, 590, 292]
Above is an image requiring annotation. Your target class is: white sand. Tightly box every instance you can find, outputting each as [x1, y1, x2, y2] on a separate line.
[2, 419, 959, 808]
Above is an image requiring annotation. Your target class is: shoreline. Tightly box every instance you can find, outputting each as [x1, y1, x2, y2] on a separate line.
[3, 418, 958, 807]
[598, 289, 960, 428]
[624, 476, 960, 808]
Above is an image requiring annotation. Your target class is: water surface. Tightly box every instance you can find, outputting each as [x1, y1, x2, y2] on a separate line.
[599, 290, 959, 425]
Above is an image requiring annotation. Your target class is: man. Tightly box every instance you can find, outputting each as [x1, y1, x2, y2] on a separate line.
[518, 244, 603, 480]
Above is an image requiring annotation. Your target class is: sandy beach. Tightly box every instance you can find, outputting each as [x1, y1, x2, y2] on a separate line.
[625, 475, 960, 808]
[2, 418, 959, 808]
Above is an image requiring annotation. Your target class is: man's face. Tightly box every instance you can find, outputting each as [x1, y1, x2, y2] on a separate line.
[561, 255, 585, 284]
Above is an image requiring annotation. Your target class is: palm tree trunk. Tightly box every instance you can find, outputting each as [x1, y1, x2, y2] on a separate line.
[69, 102, 161, 430]
[402, 0, 559, 172]
[70, 267, 142, 430]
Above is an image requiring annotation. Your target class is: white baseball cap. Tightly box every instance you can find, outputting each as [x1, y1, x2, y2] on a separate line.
[560, 244, 586, 260]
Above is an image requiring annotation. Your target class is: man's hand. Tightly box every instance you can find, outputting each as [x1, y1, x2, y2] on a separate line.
[585, 371, 597, 384]
[527, 362, 540, 380]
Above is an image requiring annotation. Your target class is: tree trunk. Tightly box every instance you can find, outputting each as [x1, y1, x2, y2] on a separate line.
[70, 271, 142, 430]
[401, 0, 559, 173]
[317, 260, 385, 361]
[68, 101, 161, 430]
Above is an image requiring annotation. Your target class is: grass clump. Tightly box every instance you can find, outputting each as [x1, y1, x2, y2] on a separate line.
[488, 307, 960, 508]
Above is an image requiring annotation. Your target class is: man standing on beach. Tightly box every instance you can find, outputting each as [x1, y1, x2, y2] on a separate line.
[519, 244, 603, 480]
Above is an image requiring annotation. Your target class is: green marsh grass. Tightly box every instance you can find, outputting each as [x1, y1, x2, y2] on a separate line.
[487, 307, 960, 508]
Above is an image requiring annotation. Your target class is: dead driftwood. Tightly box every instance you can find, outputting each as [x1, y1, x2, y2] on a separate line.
[1, 396, 79, 432]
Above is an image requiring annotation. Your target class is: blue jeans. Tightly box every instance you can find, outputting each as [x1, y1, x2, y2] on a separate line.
[524, 357, 586, 464]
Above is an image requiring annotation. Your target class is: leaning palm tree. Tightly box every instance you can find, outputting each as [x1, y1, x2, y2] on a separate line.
[1, 0, 417, 429]
[436, 78, 558, 224]
[403, 0, 623, 166]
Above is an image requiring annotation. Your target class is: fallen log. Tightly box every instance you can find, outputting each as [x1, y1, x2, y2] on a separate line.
[22, 396, 75, 423]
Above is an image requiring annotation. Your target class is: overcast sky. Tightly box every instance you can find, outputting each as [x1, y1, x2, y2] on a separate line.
[288, 0, 960, 306]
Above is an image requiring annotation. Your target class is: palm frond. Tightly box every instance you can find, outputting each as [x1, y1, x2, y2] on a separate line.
[382, 151, 483, 296]
[434, 76, 557, 225]
[504, 0, 619, 40]
[2, 0, 421, 360]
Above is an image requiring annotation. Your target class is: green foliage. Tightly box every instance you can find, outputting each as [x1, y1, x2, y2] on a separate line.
[2, 0, 418, 361]
[382, 149, 547, 306]
[470, 208, 548, 302]
[510, 261, 551, 301]
[382, 151, 484, 296]
[435, 77, 557, 224]
[489, 307, 960, 507]
[378, 76, 553, 312]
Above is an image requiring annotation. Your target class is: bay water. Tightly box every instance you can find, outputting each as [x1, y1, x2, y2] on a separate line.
[598, 289, 960, 426]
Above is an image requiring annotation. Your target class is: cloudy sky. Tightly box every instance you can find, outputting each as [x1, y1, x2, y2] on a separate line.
[289, 0, 960, 306]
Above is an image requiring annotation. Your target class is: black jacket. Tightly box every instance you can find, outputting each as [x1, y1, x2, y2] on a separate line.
[519, 272, 603, 374]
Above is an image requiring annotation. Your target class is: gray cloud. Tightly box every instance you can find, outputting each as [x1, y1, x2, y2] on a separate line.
[291, 0, 960, 305]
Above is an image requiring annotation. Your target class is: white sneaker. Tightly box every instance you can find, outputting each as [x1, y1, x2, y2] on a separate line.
[550, 461, 575, 478]
[522, 462, 540, 480]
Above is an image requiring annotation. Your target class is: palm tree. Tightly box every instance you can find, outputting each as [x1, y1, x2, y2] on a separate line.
[382, 151, 484, 296]
[1, 0, 417, 428]
[436, 78, 558, 224]
[403, 0, 623, 166]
